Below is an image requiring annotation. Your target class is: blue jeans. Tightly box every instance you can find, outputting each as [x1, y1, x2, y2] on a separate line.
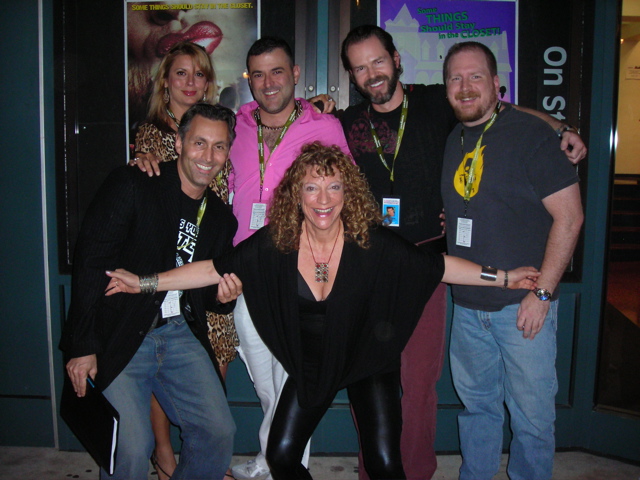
[450, 301, 558, 480]
[101, 315, 235, 480]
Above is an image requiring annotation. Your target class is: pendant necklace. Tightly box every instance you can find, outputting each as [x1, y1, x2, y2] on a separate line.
[306, 223, 341, 283]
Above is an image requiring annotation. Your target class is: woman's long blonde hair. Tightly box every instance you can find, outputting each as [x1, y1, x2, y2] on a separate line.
[147, 41, 217, 129]
[269, 142, 382, 253]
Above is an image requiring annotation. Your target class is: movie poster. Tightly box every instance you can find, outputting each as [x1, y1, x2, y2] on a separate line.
[378, 0, 517, 103]
[126, 1, 259, 134]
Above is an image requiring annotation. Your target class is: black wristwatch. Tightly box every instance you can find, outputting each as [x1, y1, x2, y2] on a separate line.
[533, 288, 552, 301]
[555, 124, 578, 138]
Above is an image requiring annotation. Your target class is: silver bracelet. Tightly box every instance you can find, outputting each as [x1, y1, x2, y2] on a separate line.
[139, 275, 151, 294]
[481, 266, 498, 282]
[139, 273, 159, 294]
[502, 270, 509, 290]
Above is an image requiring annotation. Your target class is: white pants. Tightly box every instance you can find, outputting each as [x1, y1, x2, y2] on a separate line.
[234, 294, 310, 468]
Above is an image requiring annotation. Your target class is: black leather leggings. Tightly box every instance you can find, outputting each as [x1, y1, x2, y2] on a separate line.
[267, 369, 405, 480]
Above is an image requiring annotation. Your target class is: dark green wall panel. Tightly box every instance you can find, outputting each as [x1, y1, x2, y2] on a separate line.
[0, 0, 55, 449]
[557, 292, 579, 406]
[0, 399, 54, 446]
[312, 407, 358, 453]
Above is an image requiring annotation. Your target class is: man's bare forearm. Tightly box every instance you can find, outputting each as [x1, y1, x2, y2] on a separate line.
[536, 183, 584, 294]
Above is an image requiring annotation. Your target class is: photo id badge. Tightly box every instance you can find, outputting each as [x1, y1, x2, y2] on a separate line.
[250, 202, 267, 230]
[456, 217, 473, 247]
[161, 290, 181, 318]
[382, 197, 400, 227]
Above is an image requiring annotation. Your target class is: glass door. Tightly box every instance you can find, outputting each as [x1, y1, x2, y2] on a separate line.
[596, 0, 640, 423]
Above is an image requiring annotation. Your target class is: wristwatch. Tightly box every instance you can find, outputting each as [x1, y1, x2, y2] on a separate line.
[533, 288, 552, 301]
[555, 124, 579, 138]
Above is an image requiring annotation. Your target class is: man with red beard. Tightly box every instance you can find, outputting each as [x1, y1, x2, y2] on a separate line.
[441, 41, 583, 480]
[339, 25, 586, 480]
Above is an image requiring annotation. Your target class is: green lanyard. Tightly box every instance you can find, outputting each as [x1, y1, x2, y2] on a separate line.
[368, 88, 408, 183]
[256, 104, 299, 201]
[196, 196, 207, 228]
[460, 102, 501, 209]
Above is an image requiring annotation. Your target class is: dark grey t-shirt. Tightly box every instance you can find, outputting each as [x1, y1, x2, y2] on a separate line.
[442, 104, 579, 311]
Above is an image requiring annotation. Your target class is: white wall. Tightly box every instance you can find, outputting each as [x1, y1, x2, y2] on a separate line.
[616, 0, 640, 174]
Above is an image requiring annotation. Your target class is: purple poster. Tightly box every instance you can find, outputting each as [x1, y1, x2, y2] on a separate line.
[378, 0, 517, 103]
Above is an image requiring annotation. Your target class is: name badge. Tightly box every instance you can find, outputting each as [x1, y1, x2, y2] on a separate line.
[161, 290, 181, 318]
[456, 217, 473, 247]
[382, 197, 400, 227]
[250, 202, 267, 230]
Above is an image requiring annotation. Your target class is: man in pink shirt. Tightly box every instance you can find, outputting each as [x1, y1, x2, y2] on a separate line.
[229, 36, 350, 480]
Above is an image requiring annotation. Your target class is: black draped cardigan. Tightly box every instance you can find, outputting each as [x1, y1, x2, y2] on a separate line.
[215, 225, 444, 408]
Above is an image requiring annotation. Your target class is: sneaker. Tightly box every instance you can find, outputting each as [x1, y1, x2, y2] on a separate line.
[231, 458, 270, 479]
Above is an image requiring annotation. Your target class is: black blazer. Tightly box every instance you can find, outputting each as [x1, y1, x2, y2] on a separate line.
[60, 162, 238, 390]
[214, 226, 444, 408]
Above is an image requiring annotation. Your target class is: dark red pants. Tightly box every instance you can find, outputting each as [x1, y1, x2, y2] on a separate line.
[358, 283, 447, 480]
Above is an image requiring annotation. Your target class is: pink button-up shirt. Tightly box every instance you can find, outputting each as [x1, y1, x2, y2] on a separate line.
[229, 98, 351, 245]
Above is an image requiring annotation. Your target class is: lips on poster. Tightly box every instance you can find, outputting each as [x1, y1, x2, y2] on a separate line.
[127, 1, 259, 130]
[378, 0, 517, 103]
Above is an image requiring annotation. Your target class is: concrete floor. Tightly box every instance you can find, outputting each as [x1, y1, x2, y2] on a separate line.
[1, 448, 640, 480]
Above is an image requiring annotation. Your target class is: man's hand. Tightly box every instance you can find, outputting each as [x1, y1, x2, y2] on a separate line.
[308, 94, 336, 114]
[508, 104, 587, 164]
[516, 292, 550, 340]
[129, 151, 161, 177]
[560, 131, 587, 164]
[66, 354, 98, 397]
[216, 273, 243, 304]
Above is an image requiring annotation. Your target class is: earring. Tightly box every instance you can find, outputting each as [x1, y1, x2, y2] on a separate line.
[163, 87, 170, 104]
[202, 92, 207, 103]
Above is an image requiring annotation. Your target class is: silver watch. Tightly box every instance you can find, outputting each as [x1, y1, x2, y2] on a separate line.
[533, 288, 551, 301]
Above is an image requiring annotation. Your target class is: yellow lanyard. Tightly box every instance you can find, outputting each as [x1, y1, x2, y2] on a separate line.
[178, 195, 207, 253]
[460, 102, 501, 208]
[256, 103, 299, 201]
[196, 196, 207, 228]
[368, 89, 408, 183]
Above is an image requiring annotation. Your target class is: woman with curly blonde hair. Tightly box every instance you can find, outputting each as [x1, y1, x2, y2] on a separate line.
[108, 142, 539, 480]
[269, 142, 381, 253]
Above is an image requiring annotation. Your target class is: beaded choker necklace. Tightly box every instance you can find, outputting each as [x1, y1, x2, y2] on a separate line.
[254, 100, 302, 129]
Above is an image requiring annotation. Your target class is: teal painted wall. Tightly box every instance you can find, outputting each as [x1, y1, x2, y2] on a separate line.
[0, 0, 71, 449]
[0, 0, 55, 447]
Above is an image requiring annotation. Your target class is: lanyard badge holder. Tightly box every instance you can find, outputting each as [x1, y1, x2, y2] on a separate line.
[162, 196, 207, 318]
[251, 104, 299, 230]
[370, 89, 408, 228]
[455, 102, 501, 248]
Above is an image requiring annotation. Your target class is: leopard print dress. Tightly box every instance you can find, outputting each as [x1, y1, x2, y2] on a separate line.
[135, 122, 238, 367]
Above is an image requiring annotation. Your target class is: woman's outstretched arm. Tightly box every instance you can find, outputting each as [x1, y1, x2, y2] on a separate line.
[104, 260, 236, 295]
[442, 255, 539, 290]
